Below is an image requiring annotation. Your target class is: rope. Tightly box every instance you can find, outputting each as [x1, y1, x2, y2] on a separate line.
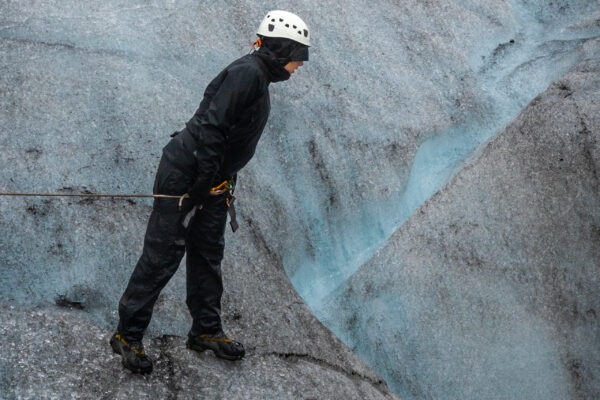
[0, 186, 237, 229]
[0, 180, 232, 200]
[0, 192, 179, 199]
[0, 185, 230, 209]
[0, 192, 190, 209]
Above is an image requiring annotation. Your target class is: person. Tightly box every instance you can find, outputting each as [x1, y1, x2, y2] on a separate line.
[109, 10, 310, 374]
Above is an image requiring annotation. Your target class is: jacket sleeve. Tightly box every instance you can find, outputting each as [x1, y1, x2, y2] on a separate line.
[188, 65, 261, 201]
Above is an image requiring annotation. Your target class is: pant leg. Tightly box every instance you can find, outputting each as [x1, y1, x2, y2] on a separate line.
[117, 155, 194, 341]
[185, 194, 229, 336]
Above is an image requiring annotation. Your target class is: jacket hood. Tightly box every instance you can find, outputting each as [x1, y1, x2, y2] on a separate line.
[253, 48, 291, 83]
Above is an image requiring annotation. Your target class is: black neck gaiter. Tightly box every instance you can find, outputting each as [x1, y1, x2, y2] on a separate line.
[254, 46, 291, 83]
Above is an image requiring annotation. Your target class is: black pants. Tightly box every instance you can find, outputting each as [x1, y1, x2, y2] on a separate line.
[117, 156, 228, 341]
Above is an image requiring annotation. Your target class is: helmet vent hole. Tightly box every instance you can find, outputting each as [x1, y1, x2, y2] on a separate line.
[268, 24, 275, 32]
[298, 31, 302, 34]
[285, 24, 289, 27]
[293, 25, 297, 29]
[304, 29, 308, 37]
[267, 15, 270, 18]
[271, 18, 275, 22]
[279, 18, 283, 22]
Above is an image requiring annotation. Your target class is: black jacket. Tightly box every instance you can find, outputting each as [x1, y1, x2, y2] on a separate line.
[162, 49, 290, 199]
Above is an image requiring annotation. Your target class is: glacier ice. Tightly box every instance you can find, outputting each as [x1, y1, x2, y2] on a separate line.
[1, 0, 600, 398]
[289, 0, 600, 310]
[319, 58, 600, 399]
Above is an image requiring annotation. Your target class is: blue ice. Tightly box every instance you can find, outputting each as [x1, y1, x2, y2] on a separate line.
[289, 0, 600, 315]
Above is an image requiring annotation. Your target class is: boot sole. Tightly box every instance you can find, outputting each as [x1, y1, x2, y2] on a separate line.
[110, 336, 153, 374]
[186, 342, 244, 361]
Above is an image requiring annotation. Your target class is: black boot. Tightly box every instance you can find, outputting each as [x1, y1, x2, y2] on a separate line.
[110, 332, 153, 374]
[186, 330, 245, 361]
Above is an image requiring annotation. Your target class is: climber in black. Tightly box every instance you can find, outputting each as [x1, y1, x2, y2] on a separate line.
[110, 10, 310, 374]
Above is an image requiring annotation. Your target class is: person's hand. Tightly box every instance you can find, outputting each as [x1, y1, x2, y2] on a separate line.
[188, 180, 211, 205]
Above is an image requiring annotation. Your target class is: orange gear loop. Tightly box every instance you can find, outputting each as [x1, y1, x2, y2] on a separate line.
[211, 180, 229, 192]
[209, 180, 234, 197]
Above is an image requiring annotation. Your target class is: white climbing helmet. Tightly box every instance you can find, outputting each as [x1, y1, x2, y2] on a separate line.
[257, 10, 310, 47]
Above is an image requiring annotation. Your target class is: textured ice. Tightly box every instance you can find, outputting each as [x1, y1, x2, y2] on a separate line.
[321, 59, 600, 399]
[1, 0, 597, 307]
[290, 0, 600, 307]
[1, 0, 599, 398]
[0, 306, 398, 400]
[0, 1, 405, 398]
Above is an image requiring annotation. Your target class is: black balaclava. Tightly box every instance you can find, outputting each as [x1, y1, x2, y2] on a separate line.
[254, 36, 309, 82]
